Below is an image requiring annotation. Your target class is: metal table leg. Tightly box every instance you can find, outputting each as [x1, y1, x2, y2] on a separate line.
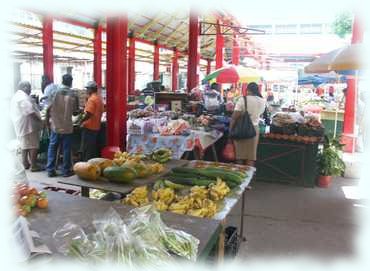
[239, 189, 246, 242]
[217, 220, 226, 263]
[81, 186, 90, 197]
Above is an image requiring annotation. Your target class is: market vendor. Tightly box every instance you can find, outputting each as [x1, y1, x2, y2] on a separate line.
[79, 81, 104, 161]
[10, 81, 43, 171]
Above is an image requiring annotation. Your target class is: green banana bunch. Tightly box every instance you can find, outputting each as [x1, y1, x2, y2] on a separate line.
[153, 179, 187, 190]
[151, 148, 172, 163]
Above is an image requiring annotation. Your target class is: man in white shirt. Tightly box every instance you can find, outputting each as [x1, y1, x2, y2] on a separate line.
[10, 81, 43, 171]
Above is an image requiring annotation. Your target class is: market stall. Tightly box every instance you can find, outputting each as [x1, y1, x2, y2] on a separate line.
[256, 112, 324, 187]
[50, 152, 255, 260]
[126, 107, 225, 160]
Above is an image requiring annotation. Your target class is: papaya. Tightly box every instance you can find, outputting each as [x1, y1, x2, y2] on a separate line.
[73, 162, 101, 181]
[103, 166, 137, 183]
[88, 158, 113, 171]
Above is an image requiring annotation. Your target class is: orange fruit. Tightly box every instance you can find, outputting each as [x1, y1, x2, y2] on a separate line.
[37, 198, 48, 209]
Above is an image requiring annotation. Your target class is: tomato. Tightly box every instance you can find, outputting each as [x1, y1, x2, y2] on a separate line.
[38, 191, 47, 199]
[22, 205, 31, 214]
[27, 187, 38, 195]
[18, 186, 29, 196]
[37, 198, 48, 209]
[19, 196, 28, 205]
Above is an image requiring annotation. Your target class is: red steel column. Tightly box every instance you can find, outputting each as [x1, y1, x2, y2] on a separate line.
[106, 16, 128, 150]
[215, 21, 224, 70]
[171, 48, 179, 91]
[342, 14, 363, 153]
[93, 25, 102, 87]
[206, 59, 211, 75]
[232, 34, 240, 65]
[187, 11, 199, 91]
[128, 33, 136, 94]
[153, 41, 160, 80]
[42, 16, 54, 82]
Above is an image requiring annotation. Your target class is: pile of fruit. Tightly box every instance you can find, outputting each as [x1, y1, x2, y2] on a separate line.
[122, 186, 149, 207]
[150, 148, 172, 164]
[164, 166, 245, 189]
[73, 154, 165, 184]
[191, 160, 250, 172]
[263, 133, 321, 144]
[196, 115, 213, 127]
[122, 177, 231, 218]
[159, 119, 190, 136]
[12, 183, 48, 216]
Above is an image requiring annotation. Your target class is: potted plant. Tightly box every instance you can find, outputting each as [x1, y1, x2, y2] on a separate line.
[317, 136, 346, 187]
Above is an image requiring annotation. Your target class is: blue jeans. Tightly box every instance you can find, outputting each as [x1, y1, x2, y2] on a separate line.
[46, 131, 72, 174]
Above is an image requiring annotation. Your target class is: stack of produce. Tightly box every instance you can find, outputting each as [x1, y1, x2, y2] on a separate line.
[122, 186, 149, 207]
[165, 166, 245, 189]
[270, 112, 298, 135]
[122, 176, 232, 218]
[73, 153, 165, 184]
[297, 115, 325, 137]
[12, 183, 48, 216]
[150, 148, 172, 164]
[128, 106, 154, 118]
[54, 206, 199, 264]
[263, 133, 321, 143]
[158, 119, 190, 136]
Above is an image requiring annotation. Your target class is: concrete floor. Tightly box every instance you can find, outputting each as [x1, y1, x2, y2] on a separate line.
[227, 177, 364, 261]
[27, 171, 363, 261]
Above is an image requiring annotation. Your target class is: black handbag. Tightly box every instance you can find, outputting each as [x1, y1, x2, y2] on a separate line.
[230, 96, 256, 139]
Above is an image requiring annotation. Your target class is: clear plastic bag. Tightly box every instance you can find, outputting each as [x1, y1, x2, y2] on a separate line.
[53, 207, 177, 266]
[127, 205, 199, 261]
[52, 222, 104, 261]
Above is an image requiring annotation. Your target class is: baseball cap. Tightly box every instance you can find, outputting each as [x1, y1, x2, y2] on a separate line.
[85, 81, 98, 89]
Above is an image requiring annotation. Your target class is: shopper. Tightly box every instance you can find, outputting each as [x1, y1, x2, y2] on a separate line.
[10, 81, 43, 171]
[79, 81, 104, 161]
[230, 82, 266, 167]
[46, 74, 79, 177]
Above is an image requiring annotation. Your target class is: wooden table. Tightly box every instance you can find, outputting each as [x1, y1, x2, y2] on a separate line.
[58, 159, 188, 197]
[27, 191, 221, 259]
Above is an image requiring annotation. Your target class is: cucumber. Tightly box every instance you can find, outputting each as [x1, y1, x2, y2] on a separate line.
[166, 176, 215, 186]
[202, 167, 246, 179]
[196, 169, 244, 185]
[166, 172, 206, 179]
[170, 167, 244, 186]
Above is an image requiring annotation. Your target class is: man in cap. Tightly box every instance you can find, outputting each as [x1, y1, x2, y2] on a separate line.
[10, 81, 43, 171]
[46, 74, 79, 177]
[79, 81, 104, 161]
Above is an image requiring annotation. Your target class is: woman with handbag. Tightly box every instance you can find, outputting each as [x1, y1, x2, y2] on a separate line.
[229, 82, 266, 166]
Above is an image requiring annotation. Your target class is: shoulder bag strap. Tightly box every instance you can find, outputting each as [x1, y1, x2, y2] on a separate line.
[243, 95, 248, 113]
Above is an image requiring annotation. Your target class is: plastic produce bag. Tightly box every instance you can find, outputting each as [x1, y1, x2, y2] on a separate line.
[127, 205, 199, 261]
[222, 139, 236, 162]
[52, 207, 176, 266]
[53, 222, 104, 262]
[92, 207, 171, 265]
